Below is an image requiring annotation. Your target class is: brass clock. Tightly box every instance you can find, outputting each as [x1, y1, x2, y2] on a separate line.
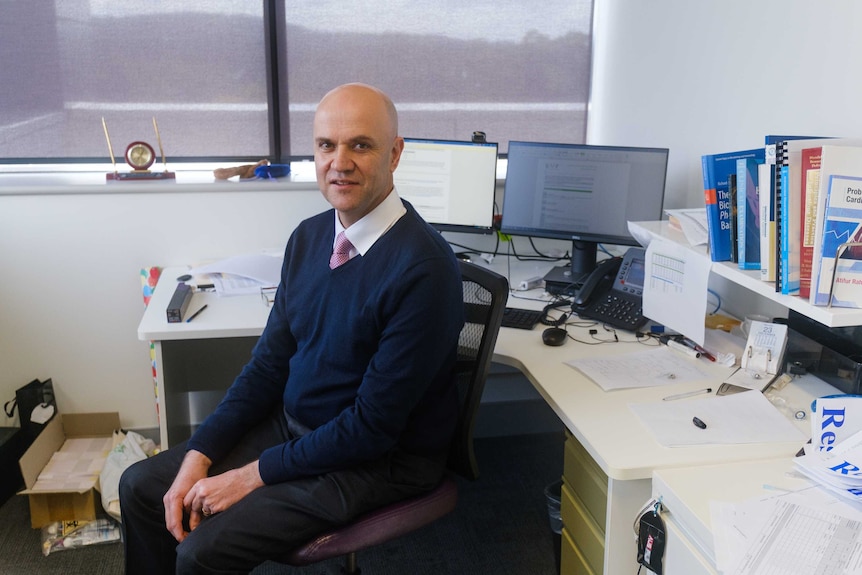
[125, 141, 156, 171]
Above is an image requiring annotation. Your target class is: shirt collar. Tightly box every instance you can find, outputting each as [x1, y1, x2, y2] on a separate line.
[333, 188, 407, 256]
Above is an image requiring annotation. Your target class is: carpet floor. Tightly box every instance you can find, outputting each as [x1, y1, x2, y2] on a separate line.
[0, 432, 564, 575]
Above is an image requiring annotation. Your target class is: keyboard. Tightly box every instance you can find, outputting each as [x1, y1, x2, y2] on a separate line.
[501, 307, 543, 330]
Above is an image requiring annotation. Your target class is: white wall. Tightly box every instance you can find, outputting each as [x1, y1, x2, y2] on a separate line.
[0, 183, 330, 430]
[590, 0, 862, 211]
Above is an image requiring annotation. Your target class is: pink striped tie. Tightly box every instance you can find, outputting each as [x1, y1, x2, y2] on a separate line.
[329, 231, 354, 269]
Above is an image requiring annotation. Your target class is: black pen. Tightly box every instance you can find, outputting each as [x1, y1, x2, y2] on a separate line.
[186, 304, 208, 322]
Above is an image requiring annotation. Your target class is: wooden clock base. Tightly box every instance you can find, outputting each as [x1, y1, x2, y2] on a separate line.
[106, 171, 176, 182]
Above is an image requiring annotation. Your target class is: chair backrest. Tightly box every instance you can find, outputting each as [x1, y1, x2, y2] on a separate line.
[448, 260, 509, 481]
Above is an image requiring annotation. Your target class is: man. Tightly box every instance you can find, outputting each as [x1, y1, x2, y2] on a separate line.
[120, 83, 465, 574]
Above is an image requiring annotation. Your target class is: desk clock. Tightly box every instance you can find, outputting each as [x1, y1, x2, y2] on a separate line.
[103, 117, 176, 182]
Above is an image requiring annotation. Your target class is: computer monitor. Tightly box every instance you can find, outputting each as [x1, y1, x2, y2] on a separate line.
[500, 140, 668, 279]
[393, 137, 498, 234]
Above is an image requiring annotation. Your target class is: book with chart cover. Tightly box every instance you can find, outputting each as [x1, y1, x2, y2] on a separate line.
[811, 173, 862, 308]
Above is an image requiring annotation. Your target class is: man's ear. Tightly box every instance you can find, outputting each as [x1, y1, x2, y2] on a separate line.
[390, 137, 405, 172]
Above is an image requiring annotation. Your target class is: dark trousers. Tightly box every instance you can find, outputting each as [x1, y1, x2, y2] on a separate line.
[119, 408, 446, 575]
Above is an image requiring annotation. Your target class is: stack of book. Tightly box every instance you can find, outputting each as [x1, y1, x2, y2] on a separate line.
[702, 136, 862, 309]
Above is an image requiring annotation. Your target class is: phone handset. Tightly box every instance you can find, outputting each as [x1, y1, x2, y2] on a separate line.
[573, 256, 623, 307]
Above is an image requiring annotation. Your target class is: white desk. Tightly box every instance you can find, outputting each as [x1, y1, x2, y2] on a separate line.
[137, 268, 273, 447]
[137, 261, 836, 575]
[651, 457, 822, 574]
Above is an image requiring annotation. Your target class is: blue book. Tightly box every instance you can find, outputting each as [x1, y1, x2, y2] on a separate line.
[779, 164, 799, 294]
[736, 158, 761, 269]
[701, 147, 766, 262]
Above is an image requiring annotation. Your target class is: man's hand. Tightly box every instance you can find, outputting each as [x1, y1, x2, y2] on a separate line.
[181, 460, 265, 537]
[164, 450, 211, 542]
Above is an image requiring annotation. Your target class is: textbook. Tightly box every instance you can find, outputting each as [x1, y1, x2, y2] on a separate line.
[702, 147, 765, 262]
[736, 157, 760, 269]
[799, 146, 822, 299]
[729, 173, 739, 262]
[758, 162, 775, 281]
[805, 144, 862, 304]
[769, 136, 827, 293]
[810, 174, 862, 308]
[777, 138, 836, 295]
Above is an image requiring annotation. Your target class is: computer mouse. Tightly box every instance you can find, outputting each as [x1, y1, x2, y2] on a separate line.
[542, 327, 568, 347]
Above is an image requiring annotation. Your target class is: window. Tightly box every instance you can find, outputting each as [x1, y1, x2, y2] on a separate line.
[0, 0, 592, 162]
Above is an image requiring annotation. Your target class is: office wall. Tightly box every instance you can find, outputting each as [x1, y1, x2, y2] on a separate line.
[590, 0, 862, 210]
[0, 185, 330, 430]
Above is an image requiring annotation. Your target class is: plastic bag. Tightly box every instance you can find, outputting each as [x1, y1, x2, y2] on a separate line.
[41, 518, 121, 556]
[99, 430, 157, 522]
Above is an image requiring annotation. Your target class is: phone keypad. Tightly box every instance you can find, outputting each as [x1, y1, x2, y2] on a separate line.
[577, 292, 645, 331]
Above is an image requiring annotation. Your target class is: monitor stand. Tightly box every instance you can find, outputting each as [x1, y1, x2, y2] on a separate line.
[543, 240, 598, 296]
[543, 265, 581, 296]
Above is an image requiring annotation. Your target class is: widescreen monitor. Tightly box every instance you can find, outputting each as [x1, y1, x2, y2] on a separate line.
[500, 140, 668, 279]
[394, 138, 498, 234]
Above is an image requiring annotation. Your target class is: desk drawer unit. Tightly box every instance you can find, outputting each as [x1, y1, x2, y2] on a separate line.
[561, 433, 608, 575]
[561, 526, 597, 575]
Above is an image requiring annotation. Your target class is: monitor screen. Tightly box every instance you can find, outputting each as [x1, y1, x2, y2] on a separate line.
[500, 141, 668, 278]
[394, 138, 498, 234]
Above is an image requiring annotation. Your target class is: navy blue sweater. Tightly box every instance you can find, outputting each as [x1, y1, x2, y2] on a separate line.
[187, 202, 464, 484]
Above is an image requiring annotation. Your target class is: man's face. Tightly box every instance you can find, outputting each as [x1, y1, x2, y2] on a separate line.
[313, 86, 404, 228]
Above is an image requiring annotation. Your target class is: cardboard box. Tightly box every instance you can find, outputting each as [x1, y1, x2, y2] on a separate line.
[18, 412, 120, 528]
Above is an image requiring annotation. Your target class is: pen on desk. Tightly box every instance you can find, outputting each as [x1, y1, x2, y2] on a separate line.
[186, 304, 208, 322]
[662, 387, 712, 401]
[667, 339, 700, 359]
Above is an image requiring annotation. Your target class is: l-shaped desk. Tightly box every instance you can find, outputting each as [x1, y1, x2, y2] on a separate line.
[138, 261, 836, 575]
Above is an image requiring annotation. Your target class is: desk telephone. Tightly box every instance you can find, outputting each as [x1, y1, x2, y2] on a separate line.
[572, 247, 648, 331]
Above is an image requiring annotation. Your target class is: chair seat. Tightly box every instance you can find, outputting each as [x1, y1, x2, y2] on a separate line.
[286, 476, 459, 566]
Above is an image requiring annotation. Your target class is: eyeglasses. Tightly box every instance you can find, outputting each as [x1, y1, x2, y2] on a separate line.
[260, 286, 277, 307]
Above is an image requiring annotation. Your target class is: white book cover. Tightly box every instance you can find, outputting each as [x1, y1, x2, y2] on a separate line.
[807, 144, 862, 304]
[811, 174, 862, 308]
[758, 162, 774, 281]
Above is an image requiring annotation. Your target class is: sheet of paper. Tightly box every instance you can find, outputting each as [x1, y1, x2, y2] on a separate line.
[206, 273, 269, 296]
[642, 236, 711, 344]
[190, 253, 282, 287]
[665, 208, 709, 246]
[628, 390, 806, 447]
[566, 346, 711, 391]
[726, 499, 862, 575]
[712, 478, 862, 573]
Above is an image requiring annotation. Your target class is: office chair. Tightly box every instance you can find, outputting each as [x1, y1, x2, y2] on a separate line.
[285, 260, 508, 574]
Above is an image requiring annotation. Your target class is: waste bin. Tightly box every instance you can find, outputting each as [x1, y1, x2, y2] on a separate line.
[544, 479, 562, 571]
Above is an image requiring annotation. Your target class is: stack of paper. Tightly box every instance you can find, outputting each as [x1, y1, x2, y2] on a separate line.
[189, 253, 283, 296]
[794, 395, 862, 505]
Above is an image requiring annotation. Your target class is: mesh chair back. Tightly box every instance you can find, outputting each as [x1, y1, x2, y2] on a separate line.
[448, 261, 508, 481]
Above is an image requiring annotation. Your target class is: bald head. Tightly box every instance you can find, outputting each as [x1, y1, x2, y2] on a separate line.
[313, 84, 404, 227]
[316, 83, 399, 141]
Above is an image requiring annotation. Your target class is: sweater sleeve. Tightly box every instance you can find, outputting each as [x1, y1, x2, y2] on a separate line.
[185, 254, 297, 463]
